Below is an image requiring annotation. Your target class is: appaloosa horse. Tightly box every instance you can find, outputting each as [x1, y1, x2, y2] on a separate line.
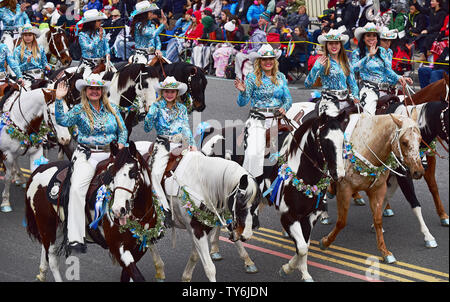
[25, 142, 163, 282]
[320, 112, 424, 264]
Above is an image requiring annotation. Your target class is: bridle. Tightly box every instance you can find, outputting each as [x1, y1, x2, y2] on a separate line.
[48, 28, 70, 63]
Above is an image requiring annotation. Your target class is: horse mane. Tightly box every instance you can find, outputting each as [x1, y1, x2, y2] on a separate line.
[117, 64, 159, 91]
[287, 116, 318, 158]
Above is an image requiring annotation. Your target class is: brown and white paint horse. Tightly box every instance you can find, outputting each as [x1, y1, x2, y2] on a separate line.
[320, 112, 424, 263]
[25, 142, 161, 282]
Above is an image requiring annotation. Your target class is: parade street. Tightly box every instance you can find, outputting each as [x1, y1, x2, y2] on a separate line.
[0, 77, 448, 283]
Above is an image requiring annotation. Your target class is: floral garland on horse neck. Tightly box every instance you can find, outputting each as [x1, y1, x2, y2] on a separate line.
[0, 112, 52, 148]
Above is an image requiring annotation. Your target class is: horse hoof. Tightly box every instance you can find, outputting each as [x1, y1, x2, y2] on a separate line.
[383, 254, 397, 264]
[279, 267, 288, 278]
[245, 265, 258, 274]
[320, 217, 332, 225]
[440, 218, 449, 227]
[326, 192, 335, 199]
[303, 277, 314, 282]
[210, 252, 223, 261]
[0, 205, 12, 213]
[383, 209, 394, 217]
[155, 278, 165, 282]
[319, 239, 328, 251]
[425, 240, 438, 248]
[353, 198, 366, 206]
[281, 231, 290, 238]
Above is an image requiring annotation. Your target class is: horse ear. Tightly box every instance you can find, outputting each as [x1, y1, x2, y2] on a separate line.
[190, 66, 198, 76]
[410, 107, 418, 122]
[239, 175, 248, 190]
[390, 114, 403, 128]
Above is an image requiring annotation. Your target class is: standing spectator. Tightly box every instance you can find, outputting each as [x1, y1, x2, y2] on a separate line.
[355, 0, 373, 28]
[43, 2, 60, 25]
[104, 9, 124, 50]
[165, 8, 193, 62]
[235, 0, 252, 22]
[334, 0, 358, 37]
[286, 4, 309, 30]
[246, 0, 264, 24]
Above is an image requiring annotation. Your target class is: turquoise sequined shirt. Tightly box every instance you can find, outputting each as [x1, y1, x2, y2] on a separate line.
[134, 22, 165, 50]
[237, 72, 292, 111]
[55, 99, 128, 146]
[13, 45, 50, 72]
[351, 47, 400, 85]
[78, 31, 110, 59]
[0, 4, 30, 31]
[144, 99, 195, 146]
[0, 44, 22, 77]
[305, 56, 359, 98]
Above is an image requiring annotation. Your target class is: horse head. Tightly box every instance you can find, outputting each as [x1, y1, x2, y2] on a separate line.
[47, 26, 72, 67]
[227, 174, 261, 242]
[42, 89, 72, 146]
[186, 65, 207, 112]
[315, 111, 347, 182]
[390, 111, 424, 180]
[108, 141, 151, 226]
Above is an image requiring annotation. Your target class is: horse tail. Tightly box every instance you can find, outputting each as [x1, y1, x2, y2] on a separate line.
[24, 177, 42, 244]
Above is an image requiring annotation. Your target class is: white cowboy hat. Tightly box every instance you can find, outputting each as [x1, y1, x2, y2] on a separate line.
[354, 22, 380, 41]
[19, 23, 41, 38]
[317, 29, 349, 45]
[77, 9, 108, 25]
[380, 27, 398, 40]
[249, 44, 282, 63]
[130, 1, 159, 19]
[154, 76, 187, 96]
[75, 74, 111, 92]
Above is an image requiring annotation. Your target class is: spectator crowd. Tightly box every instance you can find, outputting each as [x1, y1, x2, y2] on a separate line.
[1, 0, 448, 85]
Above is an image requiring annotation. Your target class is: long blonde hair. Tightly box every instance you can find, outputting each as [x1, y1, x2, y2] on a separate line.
[324, 41, 350, 77]
[19, 35, 40, 61]
[254, 58, 280, 87]
[81, 88, 124, 131]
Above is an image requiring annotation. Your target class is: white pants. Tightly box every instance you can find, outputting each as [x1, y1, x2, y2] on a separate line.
[360, 86, 388, 115]
[67, 148, 109, 243]
[150, 143, 171, 211]
[243, 116, 277, 178]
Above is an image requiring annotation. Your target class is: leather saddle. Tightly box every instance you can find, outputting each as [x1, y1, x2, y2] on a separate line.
[46, 156, 114, 209]
[265, 119, 294, 149]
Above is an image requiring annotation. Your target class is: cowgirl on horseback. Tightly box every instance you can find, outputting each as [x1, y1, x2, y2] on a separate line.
[130, 1, 168, 64]
[234, 44, 292, 178]
[55, 73, 128, 254]
[305, 29, 360, 114]
[0, 0, 30, 46]
[144, 76, 196, 222]
[352, 22, 412, 115]
[76, 9, 110, 77]
[13, 24, 51, 90]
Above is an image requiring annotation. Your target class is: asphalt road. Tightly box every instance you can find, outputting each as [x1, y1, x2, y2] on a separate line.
[0, 76, 448, 285]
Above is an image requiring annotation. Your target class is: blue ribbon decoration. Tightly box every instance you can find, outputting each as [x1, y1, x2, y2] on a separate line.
[269, 152, 280, 162]
[315, 192, 322, 209]
[33, 156, 49, 168]
[263, 165, 291, 205]
[89, 185, 110, 230]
